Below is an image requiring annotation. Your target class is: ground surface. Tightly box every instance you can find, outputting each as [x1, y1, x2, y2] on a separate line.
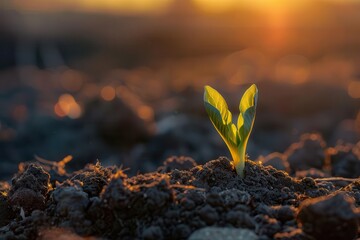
[1, 134, 360, 240]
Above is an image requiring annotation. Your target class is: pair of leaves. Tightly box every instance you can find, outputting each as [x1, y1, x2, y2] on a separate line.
[204, 84, 258, 176]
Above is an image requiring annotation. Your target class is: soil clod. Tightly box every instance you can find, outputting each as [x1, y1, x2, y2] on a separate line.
[297, 192, 359, 240]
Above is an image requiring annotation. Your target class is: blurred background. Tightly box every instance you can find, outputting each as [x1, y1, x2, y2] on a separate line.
[0, 0, 359, 180]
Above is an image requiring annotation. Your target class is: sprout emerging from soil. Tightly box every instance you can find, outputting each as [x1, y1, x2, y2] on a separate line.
[204, 84, 258, 177]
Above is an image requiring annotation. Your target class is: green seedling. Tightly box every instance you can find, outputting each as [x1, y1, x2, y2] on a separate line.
[204, 84, 258, 177]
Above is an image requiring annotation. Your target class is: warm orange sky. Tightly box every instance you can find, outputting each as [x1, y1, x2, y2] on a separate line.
[5, 0, 172, 14]
[5, 0, 358, 14]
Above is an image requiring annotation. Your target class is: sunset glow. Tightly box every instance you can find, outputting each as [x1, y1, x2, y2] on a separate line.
[192, 0, 239, 13]
[9, 0, 173, 14]
[7, 0, 316, 14]
[193, 0, 308, 13]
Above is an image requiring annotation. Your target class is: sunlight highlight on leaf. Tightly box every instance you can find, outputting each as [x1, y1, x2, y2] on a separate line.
[238, 84, 258, 141]
[204, 84, 258, 177]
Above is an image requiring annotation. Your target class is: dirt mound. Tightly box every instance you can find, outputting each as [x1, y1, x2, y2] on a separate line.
[2, 151, 360, 240]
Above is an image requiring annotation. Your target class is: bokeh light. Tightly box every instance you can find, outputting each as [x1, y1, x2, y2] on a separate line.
[137, 105, 154, 121]
[101, 86, 116, 101]
[348, 81, 360, 99]
[54, 94, 82, 119]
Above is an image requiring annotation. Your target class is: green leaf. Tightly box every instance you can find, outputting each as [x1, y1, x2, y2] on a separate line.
[204, 86, 238, 149]
[204, 84, 258, 178]
[204, 86, 231, 124]
[237, 84, 258, 142]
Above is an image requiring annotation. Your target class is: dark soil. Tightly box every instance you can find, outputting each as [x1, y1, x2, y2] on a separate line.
[1, 135, 360, 240]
